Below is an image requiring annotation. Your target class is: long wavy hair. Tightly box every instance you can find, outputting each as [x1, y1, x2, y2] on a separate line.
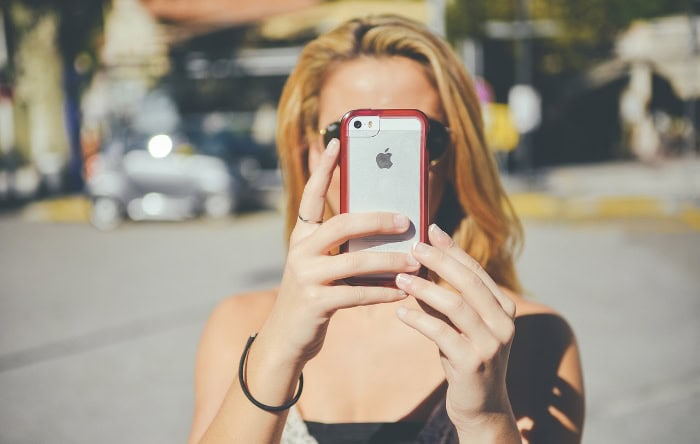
[276, 15, 523, 293]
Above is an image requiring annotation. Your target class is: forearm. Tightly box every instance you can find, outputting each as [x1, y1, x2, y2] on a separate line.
[456, 412, 521, 444]
[198, 330, 305, 444]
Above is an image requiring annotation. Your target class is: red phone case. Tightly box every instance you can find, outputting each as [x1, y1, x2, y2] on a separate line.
[339, 109, 429, 286]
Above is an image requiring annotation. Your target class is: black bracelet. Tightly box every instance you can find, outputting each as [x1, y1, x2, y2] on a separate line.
[238, 333, 304, 412]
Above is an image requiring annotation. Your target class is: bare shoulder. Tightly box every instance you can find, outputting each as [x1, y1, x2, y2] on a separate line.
[505, 288, 559, 318]
[207, 289, 278, 333]
[503, 287, 579, 359]
[195, 289, 278, 361]
[510, 290, 580, 360]
[195, 288, 278, 374]
[188, 289, 277, 443]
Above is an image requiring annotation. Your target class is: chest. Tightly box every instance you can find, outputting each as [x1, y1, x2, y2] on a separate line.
[297, 316, 446, 423]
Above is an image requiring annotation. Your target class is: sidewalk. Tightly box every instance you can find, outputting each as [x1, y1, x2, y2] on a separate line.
[504, 157, 700, 230]
[10, 157, 700, 230]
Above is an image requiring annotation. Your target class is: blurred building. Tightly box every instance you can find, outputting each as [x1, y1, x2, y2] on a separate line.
[83, 0, 170, 135]
[616, 15, 700, 162]
[2, 4, 67, 199]
[530, 15, 698, 167]
[142, 1, 428, 115]
[104, 0, 433, 161]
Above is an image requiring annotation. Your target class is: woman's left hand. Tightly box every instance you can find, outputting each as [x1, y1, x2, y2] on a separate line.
[395, 223, 520, 439]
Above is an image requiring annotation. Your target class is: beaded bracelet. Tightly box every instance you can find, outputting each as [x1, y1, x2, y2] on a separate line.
[238, 333, 304, 412]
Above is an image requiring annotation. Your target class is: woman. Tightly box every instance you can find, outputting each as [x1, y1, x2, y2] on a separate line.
[189, 15, 584, 444]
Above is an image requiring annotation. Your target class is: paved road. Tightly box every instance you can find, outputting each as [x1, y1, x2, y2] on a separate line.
[1, 212, 698, 443]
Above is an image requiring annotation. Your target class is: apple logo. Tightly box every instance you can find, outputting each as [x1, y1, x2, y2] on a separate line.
[376, 148, 393, 169]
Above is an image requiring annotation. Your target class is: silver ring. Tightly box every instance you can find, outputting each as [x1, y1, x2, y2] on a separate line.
[298, 214, 323, 224]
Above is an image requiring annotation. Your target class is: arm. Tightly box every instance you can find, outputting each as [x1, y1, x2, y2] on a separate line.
[188, 139, 417, 443]
[188, 295, 301, 444]
[555, 337, 585, 434]
[547, 337, 584, 442]
[396, 224, 586, 443]
[395, 224, 521, 443]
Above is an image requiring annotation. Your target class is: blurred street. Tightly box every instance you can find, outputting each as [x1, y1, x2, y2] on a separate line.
[1, 194, 699, 443]
[0, 211, 287, 443]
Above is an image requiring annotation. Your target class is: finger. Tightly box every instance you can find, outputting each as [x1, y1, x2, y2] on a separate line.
[395, 273, 498, 349]
[395, 306, 471, 367]
[304, 251, 420, 284]
[428, 224, 516, 318]
[302, 211, 411, 254]
[319, 285, 408, 311]
[294, 139, 340, 236]
[411, 241, 514, 340]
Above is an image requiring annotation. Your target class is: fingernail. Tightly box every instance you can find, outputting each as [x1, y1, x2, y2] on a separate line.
[429, 224, 451, 245]
[396, 306, 408, 318]
[394, 214, 410, 230]
[325, 139, 339, 157]
[396, 273, 413, 287]
[413, 242, 430, 255]
[406, 253, 419, 266]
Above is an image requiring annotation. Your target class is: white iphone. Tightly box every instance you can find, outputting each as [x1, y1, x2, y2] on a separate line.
[339, 109, 429, 286]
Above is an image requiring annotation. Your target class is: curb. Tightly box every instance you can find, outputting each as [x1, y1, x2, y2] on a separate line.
[11, 194, 700, 232]
[20, 196, 90, 223]
[510, 193, 700, 230]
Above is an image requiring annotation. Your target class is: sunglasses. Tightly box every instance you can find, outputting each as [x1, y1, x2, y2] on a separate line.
[319, 118, 450, 162]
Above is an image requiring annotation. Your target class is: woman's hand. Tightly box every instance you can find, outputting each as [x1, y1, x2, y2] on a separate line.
[260, 139, 419, 366]
[395, 224, 520, 441]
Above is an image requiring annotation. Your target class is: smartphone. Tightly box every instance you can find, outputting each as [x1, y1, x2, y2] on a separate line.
[339, 109, 429, 286]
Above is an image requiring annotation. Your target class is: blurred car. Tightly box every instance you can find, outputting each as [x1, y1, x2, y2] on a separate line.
[182, 112, 280, 209]
[85, 131, 239, 230]
[190, 129, 280, 208]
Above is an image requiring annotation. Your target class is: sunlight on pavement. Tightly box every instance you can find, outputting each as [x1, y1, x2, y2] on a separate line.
[21, 196, 90, 223]
[681, 205, 700, 231]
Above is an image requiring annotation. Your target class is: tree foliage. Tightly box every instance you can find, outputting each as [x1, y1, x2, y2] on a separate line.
[6, 0, 109, 81]
[447, 0, 695, 70]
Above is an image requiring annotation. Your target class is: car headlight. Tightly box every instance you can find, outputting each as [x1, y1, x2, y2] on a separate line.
[147, 134, 173, 158]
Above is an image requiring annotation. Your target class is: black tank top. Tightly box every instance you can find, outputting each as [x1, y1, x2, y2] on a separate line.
[281, 386, 457, 443]
[304, 421, 424, 444]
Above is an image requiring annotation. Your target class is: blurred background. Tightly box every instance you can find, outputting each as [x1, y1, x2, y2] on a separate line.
[0, 0, 698, 443]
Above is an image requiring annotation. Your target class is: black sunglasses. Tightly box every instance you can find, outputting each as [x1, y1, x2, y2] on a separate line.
[319, 118, 450, 162]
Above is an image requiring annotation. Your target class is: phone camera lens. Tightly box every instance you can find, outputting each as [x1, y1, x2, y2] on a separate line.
[353, 120, 362, 129]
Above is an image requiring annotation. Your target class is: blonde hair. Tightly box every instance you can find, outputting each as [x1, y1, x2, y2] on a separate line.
[276, 15, 523, 293]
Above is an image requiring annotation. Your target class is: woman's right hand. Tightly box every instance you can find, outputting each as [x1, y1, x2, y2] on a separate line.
[260, 139, 419, 365]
